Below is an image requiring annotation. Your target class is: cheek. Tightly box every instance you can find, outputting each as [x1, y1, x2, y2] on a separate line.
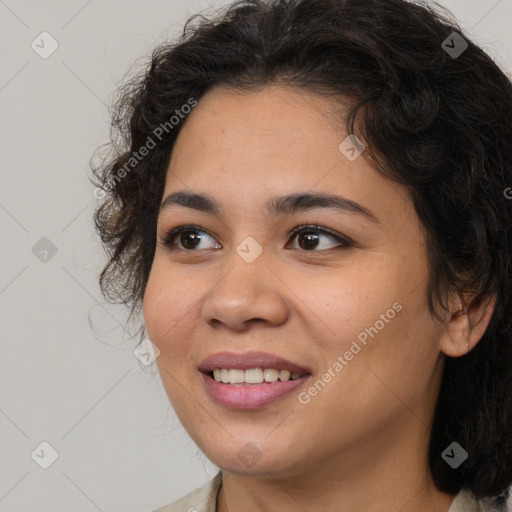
[293, 259, 405, 343]
[143, 269, 170, 343]
[298, 251, 435, 380]
[142, 262, 199, 356]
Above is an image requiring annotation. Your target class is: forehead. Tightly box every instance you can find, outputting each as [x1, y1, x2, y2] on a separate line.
[162, 85, 410, 225]
[166, 85, 353, 184]
[175, 84, 346, 147]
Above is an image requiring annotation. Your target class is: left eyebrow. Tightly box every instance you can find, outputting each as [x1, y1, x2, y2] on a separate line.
[160, 191, 380, 223]
[265, 192, 380, 223]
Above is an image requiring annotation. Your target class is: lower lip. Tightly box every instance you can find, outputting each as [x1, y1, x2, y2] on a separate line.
[200, 372, 310, 409]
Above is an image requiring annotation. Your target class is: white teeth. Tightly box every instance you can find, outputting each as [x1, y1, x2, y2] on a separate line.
[211, 368, 305, 384]
[278, 370, 291, 381]
[220, 369, 229, 383]
[229, 369, 245, 383]
[264, 368, 279, 382]
[245, 368, 263, 384]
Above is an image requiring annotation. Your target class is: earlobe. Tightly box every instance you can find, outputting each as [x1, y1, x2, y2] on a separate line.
[439, 293, 497, 358]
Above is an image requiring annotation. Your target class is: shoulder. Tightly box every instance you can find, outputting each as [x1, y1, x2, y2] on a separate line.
[449, 490, 505, 512]
[149, 472, 223, 512]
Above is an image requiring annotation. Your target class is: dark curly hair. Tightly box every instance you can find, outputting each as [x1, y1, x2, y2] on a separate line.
[91, 0, 512, 502]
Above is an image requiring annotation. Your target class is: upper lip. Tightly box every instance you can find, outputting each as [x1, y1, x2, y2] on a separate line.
[198, 351, 311, 374]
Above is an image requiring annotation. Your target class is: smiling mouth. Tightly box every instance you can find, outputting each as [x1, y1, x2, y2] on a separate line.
[207, 368, 309, 385]
[198, 351, 312, 407]
[201, 369, 311, 409]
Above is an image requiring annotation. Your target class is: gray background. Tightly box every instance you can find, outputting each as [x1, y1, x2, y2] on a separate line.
[0, 1, 511, 511]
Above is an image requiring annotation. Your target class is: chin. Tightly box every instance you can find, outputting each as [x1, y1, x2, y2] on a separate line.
[199, 437, 301, 476]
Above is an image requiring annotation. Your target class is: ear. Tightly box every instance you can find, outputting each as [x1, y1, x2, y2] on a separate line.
[439, 293, 497, 357]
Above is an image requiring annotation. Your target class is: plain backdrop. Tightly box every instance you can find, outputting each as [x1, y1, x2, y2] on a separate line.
[0, 1, 511, 511]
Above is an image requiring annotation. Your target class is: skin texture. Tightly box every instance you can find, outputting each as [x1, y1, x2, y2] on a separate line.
[143, 85, 495, 512]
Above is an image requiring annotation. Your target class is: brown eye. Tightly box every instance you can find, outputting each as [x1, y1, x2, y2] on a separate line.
[288, 225, 350, 251]
[297, 231, 322, 250]
[160, 224, 350, 252]
[161, 226, 220, 251]
[179, 230, 203, 249]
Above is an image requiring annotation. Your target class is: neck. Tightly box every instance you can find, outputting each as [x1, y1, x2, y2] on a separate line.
[216, 422, 456, 512]
[217, 479, 455, 512]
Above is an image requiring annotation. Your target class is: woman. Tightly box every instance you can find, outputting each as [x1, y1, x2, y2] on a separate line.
[92, 0, 512, 510]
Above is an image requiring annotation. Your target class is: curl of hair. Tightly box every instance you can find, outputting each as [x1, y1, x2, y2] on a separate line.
[91, 0, 512, 500]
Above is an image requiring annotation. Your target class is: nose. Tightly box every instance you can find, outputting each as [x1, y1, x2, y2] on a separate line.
[200, 253, 289, 332]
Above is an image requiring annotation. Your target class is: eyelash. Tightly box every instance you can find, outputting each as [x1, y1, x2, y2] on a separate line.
[160, 224, 352, 252]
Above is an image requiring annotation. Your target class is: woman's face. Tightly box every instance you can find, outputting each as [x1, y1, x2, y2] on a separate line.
[143, 85, 447, 479]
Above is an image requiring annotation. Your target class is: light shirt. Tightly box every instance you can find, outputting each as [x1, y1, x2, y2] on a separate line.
[150, 471, 501, 512]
